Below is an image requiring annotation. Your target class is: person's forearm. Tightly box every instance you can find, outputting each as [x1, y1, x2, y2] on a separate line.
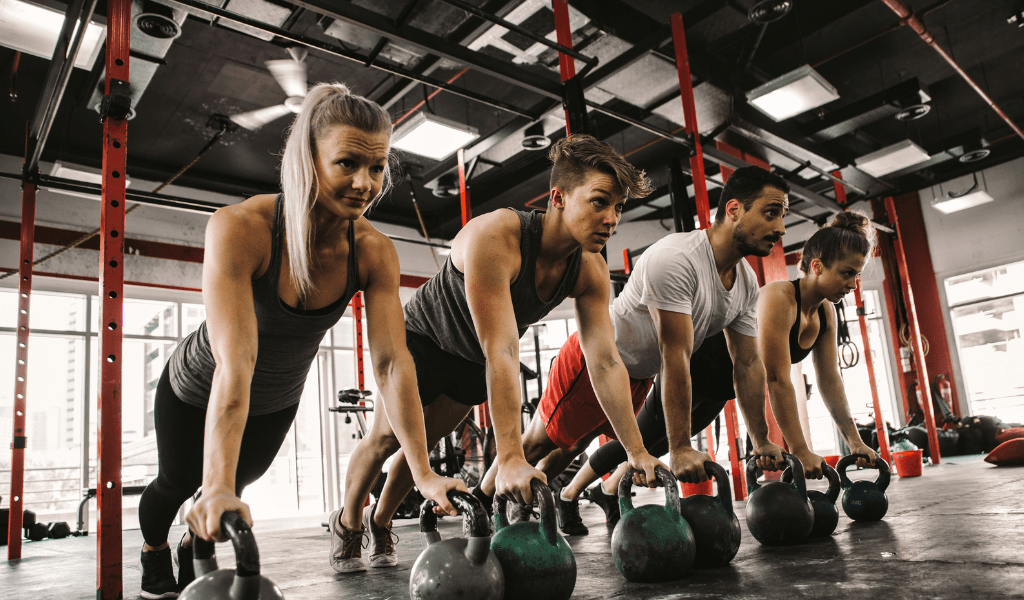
[203, 366, 252, 492]
[589, 359, 647, 457]
[818, 374, 862, 447]
[376, 354, 434, 479]
[733, 361, 772, 446]
[660, 358, 694, 454]
[486, 354, 527, 463]
[766, 377, 811, 453]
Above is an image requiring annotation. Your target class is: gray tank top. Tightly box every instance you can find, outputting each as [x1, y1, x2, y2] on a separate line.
[168, 195, 359, 415]
[404, 208, 583, 364]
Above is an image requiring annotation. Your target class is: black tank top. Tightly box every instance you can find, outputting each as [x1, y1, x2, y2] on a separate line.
[789, 279, 828, 364]
[403, 208, 583, 364]
[168, 195, 359, 415]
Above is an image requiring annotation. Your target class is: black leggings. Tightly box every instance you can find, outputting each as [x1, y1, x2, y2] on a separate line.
[138, 366, 298, 547]
[588, 331, 735, 476]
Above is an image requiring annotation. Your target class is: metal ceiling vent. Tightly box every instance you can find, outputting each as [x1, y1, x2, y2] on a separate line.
[748, 0, 792, 24]
[895, 104, 931, 121]
[431, 173, 461, 198]
[135, 2, 181, 40]
[521, 123, 551, 151]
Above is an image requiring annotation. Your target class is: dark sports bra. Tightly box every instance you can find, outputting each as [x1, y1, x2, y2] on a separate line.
[789, 279, 828, 364]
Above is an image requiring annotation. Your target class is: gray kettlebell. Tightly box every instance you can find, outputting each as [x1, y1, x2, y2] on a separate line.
[179, 510, 284, 600]
[409, 490, 504, 600]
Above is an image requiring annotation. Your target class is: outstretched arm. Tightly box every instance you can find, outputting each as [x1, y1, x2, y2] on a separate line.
[726, 327, 785, 471]
[362, 235, 467, 515]
[574, 253, 665, 487]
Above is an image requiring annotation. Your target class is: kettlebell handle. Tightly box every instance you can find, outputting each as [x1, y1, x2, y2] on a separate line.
[493, 480, 558, 546]
[191, 511, 262, 600]
[836, 454, 891, 491]
[746, 453, 807, 498]
[619, 466, 680, 515]
[783, 463, 842, 503]
[420, 490, 490, 538]
[702, 461, 734, 516]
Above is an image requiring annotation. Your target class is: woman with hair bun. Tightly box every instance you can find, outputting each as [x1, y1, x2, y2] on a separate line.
[756, 210, 880, 481]
[135, 83, 466, 599]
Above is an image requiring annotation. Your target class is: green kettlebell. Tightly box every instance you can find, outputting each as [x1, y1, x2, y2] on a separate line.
[611, 466, 695, 583]
[180, 511, 285, 600]
[744, 453, 815, 546]
[677, 461, 740, 567]
[409, 490, 504, 600]
[836, 454, 890, 522]
[491, 480, 576, 600]
[782, 463, 841, 537]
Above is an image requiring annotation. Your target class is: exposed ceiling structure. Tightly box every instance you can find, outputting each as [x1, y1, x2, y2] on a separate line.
[3, 0, 1024, 246]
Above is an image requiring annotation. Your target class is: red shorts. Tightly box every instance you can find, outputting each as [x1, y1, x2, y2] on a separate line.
[539, 332, 654, 451]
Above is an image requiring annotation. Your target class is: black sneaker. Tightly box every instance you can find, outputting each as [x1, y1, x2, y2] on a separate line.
[555, 493, 589, 536]
[140, 546, 179, 599]
[470, 485, 494, 517]
[587, 484, 621, 526]
[174, 533, 195, 591]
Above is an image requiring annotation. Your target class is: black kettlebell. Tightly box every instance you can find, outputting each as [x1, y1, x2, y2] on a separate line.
[611, 466, 695, 582]
[491, 480, 576, 600]
[744, 453, 814, 546]
[179, 511, 285, 600]
[782, 463, 841, 538]
[677, 461, 740, 567]
[836, 454, 890, 522]
[409, 490, 504, 600]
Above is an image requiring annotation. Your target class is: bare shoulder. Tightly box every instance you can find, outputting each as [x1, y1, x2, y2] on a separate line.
[353, 218, 399, 279]
[571, 250, 610, 298]
[464, 209, 522, 245]
[207, 195, 274, 247]
[758, 280, 797, 316]
[454, 209, 522, 268]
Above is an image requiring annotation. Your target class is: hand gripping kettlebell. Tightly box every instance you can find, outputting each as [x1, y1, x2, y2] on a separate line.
[611, 466, 695, 583]
[179, 511, 285, 600]
[677, 461, 741, 567]
[782, 463, 841, 537]
[744, 453, 815, 546]
[491, 480, 576, 600]
[836, 454, 890, 522]
[409, 490, 504, 600]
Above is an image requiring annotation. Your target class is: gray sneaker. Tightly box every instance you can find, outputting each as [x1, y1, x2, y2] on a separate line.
[328, 509, 367, 573]
[363, 503, 398, 568]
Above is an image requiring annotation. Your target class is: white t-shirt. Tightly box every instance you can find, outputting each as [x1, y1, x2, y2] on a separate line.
[612, 230, 760, 379]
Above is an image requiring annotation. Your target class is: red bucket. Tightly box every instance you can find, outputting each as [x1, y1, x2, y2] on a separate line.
[681, 479, 714, 497]
[893, 449, 923, 477]
[824, 455, 841, 468]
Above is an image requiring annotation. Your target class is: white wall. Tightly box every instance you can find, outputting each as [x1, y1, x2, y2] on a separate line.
[918, 156, 1024, 413]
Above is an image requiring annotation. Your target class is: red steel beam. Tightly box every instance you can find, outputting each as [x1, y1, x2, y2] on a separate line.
[855, 284, 892, 465]
[457, 148, 471, 226]
[884, 197, 941, 464]
[552, 0, 575, 135]
[97, 0, 129, 595]
[352, 292, 365, 391]
[670, 12, 710, 229]
[879, 0, 1024, 142]
[723, 399, 745, 500]
[7, 171, 36, 558]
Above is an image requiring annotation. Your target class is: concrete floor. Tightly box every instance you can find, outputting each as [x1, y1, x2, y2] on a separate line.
[4, 455, 1023, 599]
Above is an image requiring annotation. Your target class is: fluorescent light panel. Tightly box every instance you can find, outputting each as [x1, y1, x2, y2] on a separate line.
[392, 113, 478, 161]
[932, 190, 994, 214]
[855, 139, 930, 177]
[0, 0, 105, 69]
[746, 65, 840, 121]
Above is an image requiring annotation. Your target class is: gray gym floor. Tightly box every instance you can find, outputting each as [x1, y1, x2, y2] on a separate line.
[4, 455, 1023, 599]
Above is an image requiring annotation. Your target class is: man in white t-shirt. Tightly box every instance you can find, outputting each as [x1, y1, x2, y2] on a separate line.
[473, 165, 792, 534]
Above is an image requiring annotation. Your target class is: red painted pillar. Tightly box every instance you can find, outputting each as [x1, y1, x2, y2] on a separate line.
[670, 12, 710, 229]
[884, 197, 941, 464]
[552, 0, 576, 133]
[352, 292, 365, 392]
[871, 199, 914, 421]
[97, 0, 129, 595]
[7, 168, 36, 559]
[457, 147, 471, 226]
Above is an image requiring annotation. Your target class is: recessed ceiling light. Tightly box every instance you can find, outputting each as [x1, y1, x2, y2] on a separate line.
[932, 190, 993, 214]
[392, 113, 479, 161]
[958, 148, 991, 163]
[746, 65, 840, 122]
[895, 104, 931, 121]
[0, 0, 105, 69]
[748, 0, 792, 24]
[521, 122, 550, 151]
[855, 139, 930, 177]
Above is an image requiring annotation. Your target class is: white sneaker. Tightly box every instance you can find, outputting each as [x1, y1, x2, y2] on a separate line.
[328, 509, 367, 573]
[363, 503, 399, 568]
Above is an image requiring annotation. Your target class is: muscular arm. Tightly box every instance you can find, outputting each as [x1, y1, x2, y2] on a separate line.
[362, 235, 466, 508]
[574, 254, 664, 484]
[193, 207, 266, 539]
[725, 326, 785, 470]
[812, 303, 877, 466]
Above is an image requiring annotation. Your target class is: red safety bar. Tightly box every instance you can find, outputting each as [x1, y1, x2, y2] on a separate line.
[670, 12, 710, 230]
[352, 292, 365, 391]
[97, 0, 130, 595]
[884, 197, 941, 464]
[7, 157, 36, 558]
